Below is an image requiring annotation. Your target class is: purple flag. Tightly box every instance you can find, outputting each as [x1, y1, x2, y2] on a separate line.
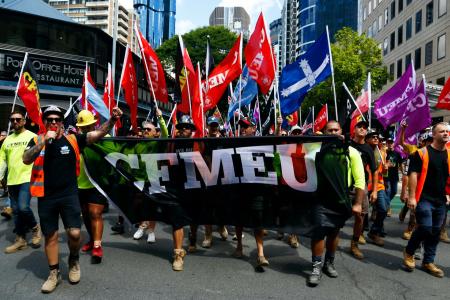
[374, 64, 416, 128]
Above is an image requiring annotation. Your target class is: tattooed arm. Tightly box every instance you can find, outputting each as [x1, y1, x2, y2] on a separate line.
[86, 107, 123, 145]
[23, 135, 46, 165]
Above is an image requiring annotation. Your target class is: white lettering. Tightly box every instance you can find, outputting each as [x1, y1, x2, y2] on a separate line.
[235, 145, 277, 185]
[140, 153, 178, 194]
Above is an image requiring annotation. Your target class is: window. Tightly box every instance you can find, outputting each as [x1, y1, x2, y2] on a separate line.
[390, 31, 396, 51]
[405, 53, 412, 68]
[415, 47, 422, 69]
[389, 63, 395, 81]
[438, 34, 446, 60]
[372, 20, 377, 34]
[398, 25, 403, 45]
[391, 1, 396, 20]
[398, 0, 403, 13]
[374, 0, 377, 9]
[439, 0, 447, 17]
[368, 25, 372, 38]
[384, 8, 389, 25]
[364, 7, 367, 20]
[426, 1, 434, 26]
[397, 59, 403, 78]
[378, 15, 383, 31]
[369, 1, 372, 14]
[383, 37, 389, 55]
[416, 10, 422, 33]
[437, 77, 445, 85]
[406, 17, 412, 40]
[425, 41, 433, 65]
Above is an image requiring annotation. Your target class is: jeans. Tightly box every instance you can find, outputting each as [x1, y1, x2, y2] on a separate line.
[369, 190, 388, 235]
[385, 178, 398, 202]
[9, 183, 37, 237]
[406, 199, 447, 263]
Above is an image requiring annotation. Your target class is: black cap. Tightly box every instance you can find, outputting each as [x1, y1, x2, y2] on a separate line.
[43, 105, 64, 119]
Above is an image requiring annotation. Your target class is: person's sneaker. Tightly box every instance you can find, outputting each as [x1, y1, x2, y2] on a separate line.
[81, 241, 94, 252]
[439, 229, 450, 243]
[358, 235, 366, 245]
[403, 249, 415, 271]
[31, 224, 41, 248]
[218, 226, 228, 241]
[201, 236, 212, 248]
[422, 263, 444, 278]
[172, 249, 186, 271]
[402, 228, 413, 240]
[256, 256, 269, 267]
[111, 222, 124, 234]
[133, 226, 146, 240]
[399, 205, 408, 223]
[350, 240, 364, 259]
[1, 206, 12, 220]
[288, 234, 299, 248]
[41, 269, 61, 294]
[323, 260, 338, 278]
[386, 208, 392, 217]
[307, 261, 322, 287]
[368, 232, 385, 247]
[147, 231, 156, 244]
[232, 247, 243, 258]
[91, 246, 103, 264]
[5, 236, 28, 254]
[68, 258, 81, 284]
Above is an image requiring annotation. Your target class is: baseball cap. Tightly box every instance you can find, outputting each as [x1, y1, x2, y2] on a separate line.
[43, 105, 64, 119]
[238, 117, 256, 127]
[207, 116, 220, 126]
[289, 125, 302, 135]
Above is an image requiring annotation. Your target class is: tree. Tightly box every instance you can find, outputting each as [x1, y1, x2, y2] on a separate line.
[301, 27, 388, 118]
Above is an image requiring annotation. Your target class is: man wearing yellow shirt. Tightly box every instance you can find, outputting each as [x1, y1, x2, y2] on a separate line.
[0, 111, 41, 253]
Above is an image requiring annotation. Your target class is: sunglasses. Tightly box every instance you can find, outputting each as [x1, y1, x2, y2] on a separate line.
[46, 117, 62, 123]
[10, 118, 23, 122]
[356, 125, 368, 129]
[143, 127, 153, 131]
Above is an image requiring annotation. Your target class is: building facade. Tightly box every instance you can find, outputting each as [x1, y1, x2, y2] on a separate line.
[134, 0, 176, 48]
[209, 7, 251, 38]
[270, 18, 283, 75]
[281, 0, 299, 66]
[297, 0, 360, 55]
[45, 0, 138, 52]
[361, 0, 449, 119]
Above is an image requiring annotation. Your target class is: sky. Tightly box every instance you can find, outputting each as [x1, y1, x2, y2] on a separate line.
[121, 0, 283, 35]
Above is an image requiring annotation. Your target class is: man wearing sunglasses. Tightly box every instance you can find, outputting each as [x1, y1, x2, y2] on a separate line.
[22, 105, 122, 293]
[0, 110, 41, 254]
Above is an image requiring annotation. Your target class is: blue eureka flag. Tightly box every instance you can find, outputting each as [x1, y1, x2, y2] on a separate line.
[228, 65, 258, 120]
[279, 32, 332, 116]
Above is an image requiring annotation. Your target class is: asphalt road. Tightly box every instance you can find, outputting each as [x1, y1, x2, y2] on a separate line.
[1, 196, 450, 300]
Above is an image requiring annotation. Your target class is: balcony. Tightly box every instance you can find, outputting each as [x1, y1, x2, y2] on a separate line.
[86, 1, 109, 9]
[118, 18, 128, 29]
[86, 19, 109, 26]
[86, 10, 108, 17]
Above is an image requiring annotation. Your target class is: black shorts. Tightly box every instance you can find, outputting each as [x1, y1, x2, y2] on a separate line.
[78, 188, 107, 206]
[38, 194, 82, 236]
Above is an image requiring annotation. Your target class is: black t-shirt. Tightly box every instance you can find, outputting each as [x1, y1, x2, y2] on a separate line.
[350, 140, 377, 182]
[386, 150, 402, 181]
[408, 145, 448, 203]
[28, 134, 87, 199]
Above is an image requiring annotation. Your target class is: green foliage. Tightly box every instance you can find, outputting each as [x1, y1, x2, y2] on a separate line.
[302, 27, 388, 116]
[156, 26, 239, 70]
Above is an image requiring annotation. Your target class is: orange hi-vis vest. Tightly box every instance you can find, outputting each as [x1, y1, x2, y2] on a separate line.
[415, 147, 450, 203]
[30, 134, 80, 197]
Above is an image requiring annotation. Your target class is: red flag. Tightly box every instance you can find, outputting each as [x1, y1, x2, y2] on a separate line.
[176, 36, 199, 114]
[351, 79, 370, 118]
[120, 46, 138, 130]
[203, 35, 242, 111]
[285, 111, 298, 126]
[192, 65, 204, 137]
[436, 77, 450, 110]
[244, 13, 275, 95]
[17, 54, 45, 133]
[103, 63, 121, 130]
[314, 104, 328, 132]
[135, 26, 168, 103]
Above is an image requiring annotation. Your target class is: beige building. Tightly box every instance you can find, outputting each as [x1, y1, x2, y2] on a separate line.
[362, 0, 449, 119]
[46, 0, 138, 53]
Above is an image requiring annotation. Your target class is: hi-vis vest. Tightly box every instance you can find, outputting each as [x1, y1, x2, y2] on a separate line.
[415, 147, 450, 203]
[30, 134, 80, 197]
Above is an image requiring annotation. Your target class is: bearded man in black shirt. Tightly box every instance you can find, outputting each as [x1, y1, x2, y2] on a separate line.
[403, 122, 450, 278]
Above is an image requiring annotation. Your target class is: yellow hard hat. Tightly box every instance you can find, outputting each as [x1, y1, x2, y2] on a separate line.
[76, 110, 97, 127]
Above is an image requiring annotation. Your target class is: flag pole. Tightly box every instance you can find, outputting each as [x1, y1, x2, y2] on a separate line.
[343, 82, 367, 122]
[8, 52, 28, 135]
[257, 94, 262, 136]
[299, 108, 302, 126]
[326, 103, 329, 122]
[107, 63, 112, 112]
[238, 74, 242, 137]
[116, 46, 128, 106]
[368, 72, 372, 128]
[85, 62, 89, 110]
[197, 62, 205, 137]
[166, 103, 177, 129]
[326, 25, 338, 121]
[178, 35, 193, 117]
[312, 106, 315, 132]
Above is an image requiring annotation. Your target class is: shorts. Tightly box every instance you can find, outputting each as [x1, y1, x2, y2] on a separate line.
[79, 188, 107, 206]
[38, 194, 82, 236]
[310, 204, 348, 240]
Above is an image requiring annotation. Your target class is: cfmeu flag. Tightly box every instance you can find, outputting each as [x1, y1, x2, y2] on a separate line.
[203, 34, 242, 112]
[82, 64, 110, 120]
[119, 46, 139, 130]
[17, 53, 45, 132]
[135, 26, 168, 103]
[436, 77, 450, 110]
[245, 13, 275, 95]
[279, 32, 332, 116]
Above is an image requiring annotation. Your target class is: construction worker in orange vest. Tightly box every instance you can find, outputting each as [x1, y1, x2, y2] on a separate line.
[22, 105, 122, 293]
[403, 122, 450, 278]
